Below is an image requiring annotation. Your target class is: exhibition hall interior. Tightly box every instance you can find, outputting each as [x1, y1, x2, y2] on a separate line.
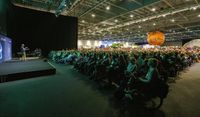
[0, 0, 200, 117]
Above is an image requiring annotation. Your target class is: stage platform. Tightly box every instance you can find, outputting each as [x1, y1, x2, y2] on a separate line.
[0, 59, 56, 83]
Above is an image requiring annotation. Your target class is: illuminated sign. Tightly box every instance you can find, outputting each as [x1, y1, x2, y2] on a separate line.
[0, 42, 2, 60]
[0, 35, 12, 63]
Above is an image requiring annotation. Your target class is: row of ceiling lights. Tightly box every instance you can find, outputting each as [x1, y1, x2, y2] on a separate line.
[104, 5, 200, 31]
[79, 2, 200, 40]
[80, 1, 200, 36]
[80, 27, 200, 37]
[80, 6, 158, 23]
[90, 7, 157, 18]
[92, 5, 175, 17]
[82, 18, 177, 32]
[80, 25, 199, 38]
[81, 5, 200, 25]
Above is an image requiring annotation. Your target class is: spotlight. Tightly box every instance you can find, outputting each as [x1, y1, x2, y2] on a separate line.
[114, 19, 118, 23]
[153, 23, 156, 26]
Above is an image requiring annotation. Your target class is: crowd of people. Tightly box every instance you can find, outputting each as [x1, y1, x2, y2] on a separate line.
[50, 47, 199, 78]
[49, 47, 200, 104]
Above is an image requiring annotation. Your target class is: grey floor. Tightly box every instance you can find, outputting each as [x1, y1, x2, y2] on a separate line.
[0, 62, 200, 117]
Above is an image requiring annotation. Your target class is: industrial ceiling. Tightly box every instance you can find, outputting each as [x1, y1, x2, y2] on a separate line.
[12, 0, 200, 43]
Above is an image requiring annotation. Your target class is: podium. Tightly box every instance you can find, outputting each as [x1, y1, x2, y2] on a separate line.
[0, 35, 12, 63]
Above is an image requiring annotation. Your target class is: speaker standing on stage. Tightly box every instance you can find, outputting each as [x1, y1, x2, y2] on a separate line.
[21, 44, 28, 61]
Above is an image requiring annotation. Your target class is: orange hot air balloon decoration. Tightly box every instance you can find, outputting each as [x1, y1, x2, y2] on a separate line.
[147, 31, 165, 46]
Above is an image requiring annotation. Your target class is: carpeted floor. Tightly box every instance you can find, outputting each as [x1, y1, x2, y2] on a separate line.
[0, 62, 200, 117]
[161, 63, 200, 117]
[0, 59, 54, 75]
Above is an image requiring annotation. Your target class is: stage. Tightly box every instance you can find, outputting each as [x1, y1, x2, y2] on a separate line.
[0, 59, 56, 83]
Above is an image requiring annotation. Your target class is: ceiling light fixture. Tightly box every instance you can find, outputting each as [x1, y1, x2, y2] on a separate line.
[115, 19, 118, 23]
[91, 14, 96, 17]
[151, 8, 156, 12]
[106, 6, 110, 10]
[171, 19, 175, 22]
[162, 14, 166, 17]
[130, 14, 134, 18]
[142, 18, 147, 22]
[192, 7, 197, 10]
[153, 23, 156, 26]
[81, 20, 85, 23]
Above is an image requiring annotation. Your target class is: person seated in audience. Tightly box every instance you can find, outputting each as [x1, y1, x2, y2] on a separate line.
[138, 58, 160, 84]
[124, 58, 161, 100]
[106, 54, 120, 86]
[65, 51, 77, 64]
[124, 57, 137, 78]
[121, 57, 137, 89]
[95, 53, 110, 80]
[136, 53, 146, 76]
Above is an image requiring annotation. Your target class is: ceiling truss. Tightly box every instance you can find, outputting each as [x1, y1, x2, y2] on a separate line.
[12, 0, 200, 42]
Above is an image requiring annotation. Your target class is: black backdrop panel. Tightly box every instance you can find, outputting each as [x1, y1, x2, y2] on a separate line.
[0, 0, 9, 34]
[7, 5, 78, 56]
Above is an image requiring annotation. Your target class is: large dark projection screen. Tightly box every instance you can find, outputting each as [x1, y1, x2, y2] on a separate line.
[7, 5, 78, 56]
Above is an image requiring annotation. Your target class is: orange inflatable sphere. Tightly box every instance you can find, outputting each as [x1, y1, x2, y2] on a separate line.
[147, 31, 165, 46]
